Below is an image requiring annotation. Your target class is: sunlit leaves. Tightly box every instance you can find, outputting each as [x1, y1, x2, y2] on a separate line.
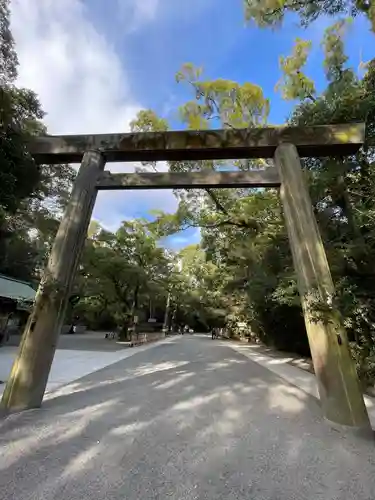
[176, 63, 270, 128]
[322, 18, 352, 82]
[130, 109, 168, 133]
[130, 110, 169, 171]
[243, 0, 372, 30]
[276, 38, 316, 101]
[175, 62, 203, 83]
[179, 101, 210, 130]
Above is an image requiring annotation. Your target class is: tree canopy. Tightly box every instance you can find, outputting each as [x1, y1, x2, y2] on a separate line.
[0, 0, 75, 282]
[243, 0, 375, 30]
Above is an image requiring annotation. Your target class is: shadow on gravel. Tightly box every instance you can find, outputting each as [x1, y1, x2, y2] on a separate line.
[0, 336, 374, 500]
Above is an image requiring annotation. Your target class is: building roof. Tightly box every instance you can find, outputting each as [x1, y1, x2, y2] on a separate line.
[0, 275, 36, 303]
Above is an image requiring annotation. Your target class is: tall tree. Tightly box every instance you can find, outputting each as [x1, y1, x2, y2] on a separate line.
[0, 0, 17, 84]
[0, 0, 76, 281]
[0, 0, 44, 214]
[76, 221, 172, 339]
[277, 24, 375, 381]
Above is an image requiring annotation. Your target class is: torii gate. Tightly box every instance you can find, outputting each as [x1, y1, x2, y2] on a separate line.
[1, 123, 371, 434]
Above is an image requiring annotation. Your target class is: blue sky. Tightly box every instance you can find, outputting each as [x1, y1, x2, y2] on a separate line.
[86, 0, 373, 124]
[10, 0, 375, 250]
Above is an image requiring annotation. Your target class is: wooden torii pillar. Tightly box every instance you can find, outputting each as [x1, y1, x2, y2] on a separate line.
[274, 143, 370, 433]
[1, 150, 106, 409]
[1, 123, 371, 434]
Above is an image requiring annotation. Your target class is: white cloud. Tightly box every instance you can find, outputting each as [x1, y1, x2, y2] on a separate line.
[10, 0, 140, 134]
[129, 0, 160, 23]
[142, 0, 217, 21]
[113, 0, 160, 33]
[10, 0, 178, 231]
[115, 0, 217, 33]
[94, 188, 177, 233]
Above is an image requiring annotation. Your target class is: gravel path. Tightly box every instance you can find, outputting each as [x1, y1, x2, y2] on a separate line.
[0, 335, 374, 500]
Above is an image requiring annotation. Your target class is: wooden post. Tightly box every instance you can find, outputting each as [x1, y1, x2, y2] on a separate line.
[1, 150, 106, 412]
[274, 143, 371, 433]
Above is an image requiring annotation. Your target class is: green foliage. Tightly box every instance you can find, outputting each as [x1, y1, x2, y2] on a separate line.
[130, 109, 168, 133]
[276, 38, 316, 101]
[75, 221, 173, 337]
[322, 18, 352, 81]
[243, 0, 374, 30]
[1, 80, 45, 215]
[350, 343, 375, 388]
[177, 63, 270, 128]
[130, 110, 170, 172]
[0, 0, 46, 213]
[0, 0, 17, 83]
[0, 1, 75, 282]
[283, 26, 375, 372]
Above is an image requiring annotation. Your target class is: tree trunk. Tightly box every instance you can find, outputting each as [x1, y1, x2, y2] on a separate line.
[163, 292, 171, 335]
[131, 283, 140, 340]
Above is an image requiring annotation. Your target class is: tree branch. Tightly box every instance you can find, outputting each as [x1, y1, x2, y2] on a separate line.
[249, 0, 314, 24]
[205, 188, 230, 215]
[205, 188, 259, 230]
[180, 218, 258, 231]
[306, 93, 317, 102]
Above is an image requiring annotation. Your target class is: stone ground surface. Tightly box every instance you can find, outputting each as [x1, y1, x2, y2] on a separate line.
[1, 335, 375, 500]
[57, 331, 132, 352]
[0, 332, 168, 395]
[225, 340, 375, 428]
